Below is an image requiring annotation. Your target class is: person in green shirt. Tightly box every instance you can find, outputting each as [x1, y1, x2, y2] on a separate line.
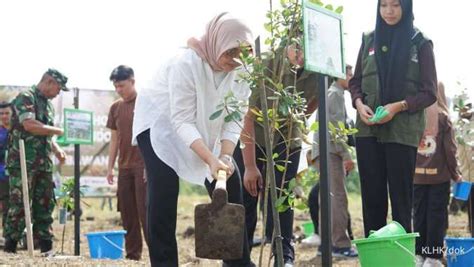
[234, 43, 319, 267]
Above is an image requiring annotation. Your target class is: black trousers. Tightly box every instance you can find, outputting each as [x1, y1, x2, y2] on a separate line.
[137, 130, 251, 267]
[355, 137, 417, 237]
[413, 182, 450, 258]
[234, 142, 299, 262]
[308, 183, 320, 234]
[468, 191, 474, 237]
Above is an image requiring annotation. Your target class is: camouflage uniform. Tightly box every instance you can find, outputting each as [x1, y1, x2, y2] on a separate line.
[5, 73, 64, 243]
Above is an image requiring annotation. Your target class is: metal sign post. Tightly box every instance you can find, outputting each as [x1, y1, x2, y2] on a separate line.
[317, 75, 332, 266]
[73, 87, 81, 256]
[303, 1, 346, 264]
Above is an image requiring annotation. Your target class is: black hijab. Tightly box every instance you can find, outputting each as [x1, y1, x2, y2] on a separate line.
[374, 0, 415, 104]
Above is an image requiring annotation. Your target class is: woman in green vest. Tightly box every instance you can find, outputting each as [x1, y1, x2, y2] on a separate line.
[349, 0, 437, 237]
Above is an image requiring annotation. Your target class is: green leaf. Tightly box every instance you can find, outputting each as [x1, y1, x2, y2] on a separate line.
[288, 179, 297, 190]
[294, 202, 307, 210]
[338, 121, 346, 130]
[209, 109, 223, 120]
[325, 4, 334, 10]
[310, 122, 319, 131]
[287, 196, 294, 206]
[277, 204, 290, 213]
[276, 164, 286, 172]
[335, 6, 344, 14]
[264, 23, 272, 33]
[231, 111, 242, 121]
[224, 114, 233, 123]
[274, 121, 280, 129]
[309, 0, 324, 6]
[275, 196, 287, 209]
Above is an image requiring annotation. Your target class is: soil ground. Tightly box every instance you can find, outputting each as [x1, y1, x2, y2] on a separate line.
[0, 194, 470, 266]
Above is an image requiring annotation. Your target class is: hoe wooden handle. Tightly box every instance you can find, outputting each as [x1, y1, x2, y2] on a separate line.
[215, 170, 227, 191]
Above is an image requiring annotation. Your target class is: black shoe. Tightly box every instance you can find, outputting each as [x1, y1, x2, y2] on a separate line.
[284, 259, 294, 267]
[4, 239, 17, 253]
[252, 236, 272, 247]
[274, 258, 294, 267]
[332, 246, 358, 258]
[222, 262, 256, 267]
[39, 239, 52, 253]
[251, 237, 263, 247]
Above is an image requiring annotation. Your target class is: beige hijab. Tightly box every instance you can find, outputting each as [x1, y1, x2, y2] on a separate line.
[187, 12, 254, 71]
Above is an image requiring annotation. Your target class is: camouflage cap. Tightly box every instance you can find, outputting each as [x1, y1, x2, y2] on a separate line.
[46, 68, 69, 91]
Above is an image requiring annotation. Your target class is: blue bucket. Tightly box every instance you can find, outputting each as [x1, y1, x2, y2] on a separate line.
[453, 182, 472, 201]
[86, 230, 126, 259]
[445, 237, 474, 267]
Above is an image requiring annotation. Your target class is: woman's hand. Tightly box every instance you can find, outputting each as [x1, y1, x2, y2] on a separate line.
[355, 98, 375, 126]
[218, 154, 235, 177]
[377, 102, 404, 124]
[243, 166, 263, 197]
[190, 139, 233, 179]
[208, 156, 231, 180]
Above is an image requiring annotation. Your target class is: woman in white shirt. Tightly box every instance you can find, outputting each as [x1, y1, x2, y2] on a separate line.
[133, 13, 254, 267]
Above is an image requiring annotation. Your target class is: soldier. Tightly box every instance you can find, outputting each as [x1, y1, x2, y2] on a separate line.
[4, 69, 68, 255]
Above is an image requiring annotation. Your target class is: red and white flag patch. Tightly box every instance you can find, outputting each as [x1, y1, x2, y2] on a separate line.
[368, 47, 375, 56]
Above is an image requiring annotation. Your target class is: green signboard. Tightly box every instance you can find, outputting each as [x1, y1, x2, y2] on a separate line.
[63, 108, 93, 145]
[303, 0, 345, 79]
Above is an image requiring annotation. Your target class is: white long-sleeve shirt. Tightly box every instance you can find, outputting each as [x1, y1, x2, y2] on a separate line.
[132, 48, 250, 185]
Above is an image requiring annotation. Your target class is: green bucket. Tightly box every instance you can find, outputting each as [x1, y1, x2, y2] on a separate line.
[302, 221, 314, 237]
[353, 233, 419, 267]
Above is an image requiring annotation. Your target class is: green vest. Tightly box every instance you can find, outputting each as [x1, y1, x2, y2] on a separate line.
[355, 30, 430, 147]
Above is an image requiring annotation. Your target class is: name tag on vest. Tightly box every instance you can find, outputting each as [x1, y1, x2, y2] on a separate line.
[411, 52, 418, 63]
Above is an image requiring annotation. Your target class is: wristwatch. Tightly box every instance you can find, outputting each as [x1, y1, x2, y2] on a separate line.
[219, 154, 233, 163]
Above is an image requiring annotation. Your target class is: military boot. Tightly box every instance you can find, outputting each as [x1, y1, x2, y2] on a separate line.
[4, 239, 17, 253]
[39, 239, 54, 256]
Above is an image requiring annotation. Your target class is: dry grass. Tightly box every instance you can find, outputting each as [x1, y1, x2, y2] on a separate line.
[0, 194, 471, 266]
